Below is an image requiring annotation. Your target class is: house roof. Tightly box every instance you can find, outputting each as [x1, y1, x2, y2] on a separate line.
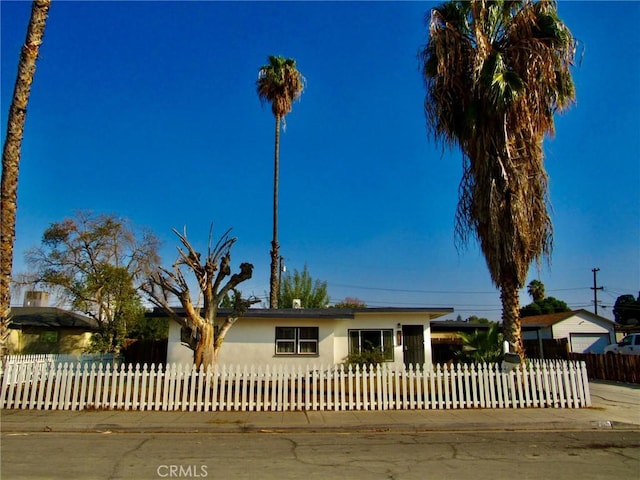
[150, 306, 453, 320]
[9, 307, 99, 330]
[520, 309, 615, 329]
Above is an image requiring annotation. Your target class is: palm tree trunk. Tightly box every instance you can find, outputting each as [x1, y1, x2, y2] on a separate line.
[269, 115, 281, 309]
[500, 277, 525, 361]
[0, 0, 51, 363]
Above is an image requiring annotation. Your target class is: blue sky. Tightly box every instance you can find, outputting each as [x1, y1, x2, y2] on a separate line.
[2, 1, 638, 320]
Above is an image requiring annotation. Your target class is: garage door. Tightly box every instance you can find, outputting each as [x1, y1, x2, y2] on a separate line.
[569, 333, 611, 353]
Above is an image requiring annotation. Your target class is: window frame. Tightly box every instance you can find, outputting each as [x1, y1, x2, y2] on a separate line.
[348, 329, 395, 361]
[275, 326, 319, 356]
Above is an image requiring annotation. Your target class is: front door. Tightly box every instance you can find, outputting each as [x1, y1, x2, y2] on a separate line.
[402, 325, 425, 366]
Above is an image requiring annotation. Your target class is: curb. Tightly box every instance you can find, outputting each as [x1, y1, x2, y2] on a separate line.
[3, 420, 638, 435]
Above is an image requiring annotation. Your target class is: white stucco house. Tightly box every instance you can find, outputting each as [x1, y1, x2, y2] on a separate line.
[161, 307, 453, 368]
[521, 309, 616, 354]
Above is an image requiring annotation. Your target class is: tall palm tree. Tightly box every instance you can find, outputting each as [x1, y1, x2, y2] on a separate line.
[527, 279, 545, 302]
[0, 0, 51, 362]
[420, 0, 576, 359]
[256, 55, 305, 309]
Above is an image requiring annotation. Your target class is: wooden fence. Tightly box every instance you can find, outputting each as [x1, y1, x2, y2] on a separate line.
[524, 339, 570, 360]
[568, 353, 640, 384]
[0, 360, 590, 411]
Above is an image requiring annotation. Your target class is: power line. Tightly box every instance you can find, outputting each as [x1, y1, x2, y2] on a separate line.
[331, 283, 497, 295]
[331, 283, 591, 296]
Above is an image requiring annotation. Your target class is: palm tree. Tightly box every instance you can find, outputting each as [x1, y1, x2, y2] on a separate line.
[256, 55, 305, 309]
[527, 279, 545, 302]
[0, 0, 51, 362]
[455, 322, 504, 364]
[420, 0, 576, 360]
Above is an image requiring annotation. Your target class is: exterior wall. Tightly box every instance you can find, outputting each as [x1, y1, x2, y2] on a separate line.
[550, 313, 615, 341]
[167, 321, 194, 365]
[58, 330, 93, 354]
[551, 314, 615, 353]
[7, 329, 93, 355]
[165, 311, 434, 368]
[6, 330, 21, 354]
[218, 317, 336, 366]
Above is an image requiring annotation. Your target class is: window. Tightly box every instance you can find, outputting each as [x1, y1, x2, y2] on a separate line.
[348, 329, 394, 361]
[275, 327, 319, 355]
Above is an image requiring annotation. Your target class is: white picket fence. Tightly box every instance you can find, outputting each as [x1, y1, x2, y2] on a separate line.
[4, 353, 122, 368]
[0, 359, 590, 412]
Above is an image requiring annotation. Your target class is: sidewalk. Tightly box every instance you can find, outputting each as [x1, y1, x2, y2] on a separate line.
[1, 381, 638, 434]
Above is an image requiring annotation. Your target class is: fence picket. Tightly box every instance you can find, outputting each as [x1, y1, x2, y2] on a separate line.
[212, 365, 220, 411]
[152, 364, 160, 411]
[388, 364, 395, 411]
[137, 364, 146, 411]
[370, 364, 378, 410]
[490, 364, 499, 408]
[232, 365, 240, 412]
[529, 363, 539, 408]
[51, 364, 63, 410]
[97, 364, 107, 409]
[515, 366, 524, 408]
[481, 364, 491, 408]
[0, 363, 12, 408]
[14, 363, 28, 409]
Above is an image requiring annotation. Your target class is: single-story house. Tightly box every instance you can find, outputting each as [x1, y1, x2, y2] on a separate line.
[161, 307, 453, 368]
[521, 309, 616, 354]
[7, 306, 99, 355]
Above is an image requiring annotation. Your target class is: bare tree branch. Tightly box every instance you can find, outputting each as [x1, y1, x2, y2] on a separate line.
[143, 226, 254, 368]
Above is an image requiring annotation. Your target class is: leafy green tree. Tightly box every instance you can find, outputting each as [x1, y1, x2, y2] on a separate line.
[466, 315, 491, 324]
[278, 265, 329, 309]
[520, 296, 570, 317]
[0, 0, 51, 363]
[24, 212, 160, 352]
[257, 55, 305, 309]
[613, 294, 640, 326]
[124, 315, 169, 342]
[455, 322, 503, 364]
[333, 297, 367, 308]
[420, 0, 576, 360]
[220, 290, 244, 309]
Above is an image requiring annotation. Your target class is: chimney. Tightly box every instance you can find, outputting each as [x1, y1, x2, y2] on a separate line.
[292, 299, 302, 309]
[24, 291, 49, 307]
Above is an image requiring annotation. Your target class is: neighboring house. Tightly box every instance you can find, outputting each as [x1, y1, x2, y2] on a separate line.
[521, 309, 616, 354]
[7, 306, 99, 355]
[160, 307, 453, 368]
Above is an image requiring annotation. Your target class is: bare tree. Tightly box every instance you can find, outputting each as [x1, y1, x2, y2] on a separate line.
[1, 0, 51, 362]
[142, 227, 256, 369]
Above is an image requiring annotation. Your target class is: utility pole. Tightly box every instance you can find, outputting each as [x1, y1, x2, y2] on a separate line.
[591, 268, 603, 315]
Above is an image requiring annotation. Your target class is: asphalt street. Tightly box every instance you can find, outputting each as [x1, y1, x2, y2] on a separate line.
[2, 430, 639, 480]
